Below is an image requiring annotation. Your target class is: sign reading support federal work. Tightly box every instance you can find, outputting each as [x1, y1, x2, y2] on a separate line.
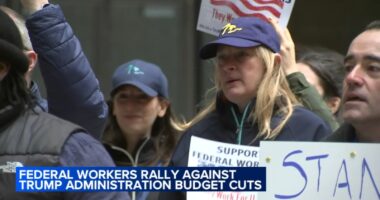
[187, 136, 261, 200]
[197, 0, 296, 36]
[259, 141, 380, 200]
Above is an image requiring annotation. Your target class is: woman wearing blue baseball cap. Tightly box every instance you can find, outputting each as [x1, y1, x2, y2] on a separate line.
[164, 17, 332, 197]
[102, 59, 185, 200]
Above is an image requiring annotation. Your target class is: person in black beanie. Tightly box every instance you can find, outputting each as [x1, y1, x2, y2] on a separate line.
[0, 9, 129, 200]
[0, 8, 31, 126]
[0, 0, 108, 139]
[0, 9, 28, 74]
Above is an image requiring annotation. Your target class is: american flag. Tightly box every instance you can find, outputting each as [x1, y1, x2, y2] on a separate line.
[197, 0, 294, 36]
[210, 0, 284, 21]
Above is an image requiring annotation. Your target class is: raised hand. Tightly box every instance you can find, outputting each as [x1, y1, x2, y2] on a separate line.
[20, 0, 49, 14]
[268, 18, 298, 75]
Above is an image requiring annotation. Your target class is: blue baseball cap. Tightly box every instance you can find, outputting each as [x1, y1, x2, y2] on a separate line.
[111, 59, 169, 99]
[199, 17, 280, 59]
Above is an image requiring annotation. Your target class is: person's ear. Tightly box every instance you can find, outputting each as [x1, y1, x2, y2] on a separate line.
[25, 50, 38, 72]
[274, 54, 282, 67]
[23, 50, 38, 87]
[157, 99, 169, 117]
[326, 97, 341, 115]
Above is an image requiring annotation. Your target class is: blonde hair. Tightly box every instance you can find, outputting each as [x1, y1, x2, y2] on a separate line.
[187, 46, 299, 142]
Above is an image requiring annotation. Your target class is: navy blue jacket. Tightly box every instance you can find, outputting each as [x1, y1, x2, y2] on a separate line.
[26, 4, 107, 139]
[160, 97, 331, 200]
[61, 133, 129, 200]
[170, 97, 331, 167]
[324, 123, 357, 142]
[22, 5, 129, 200]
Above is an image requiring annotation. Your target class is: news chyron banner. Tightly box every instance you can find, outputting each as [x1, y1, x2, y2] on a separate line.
[15, 167, 265, 192]
[259, 141, 380, 200]
[197, 0, 296, 36]
[187, 136, 261, 200]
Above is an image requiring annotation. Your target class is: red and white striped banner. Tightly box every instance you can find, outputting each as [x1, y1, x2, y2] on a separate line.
[197, 0, 295, 36]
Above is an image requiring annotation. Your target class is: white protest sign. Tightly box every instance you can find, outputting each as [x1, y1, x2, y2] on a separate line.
[197, 0, 296, 36]
[187, 136, 260, 200]
[259, 141, 380, 200]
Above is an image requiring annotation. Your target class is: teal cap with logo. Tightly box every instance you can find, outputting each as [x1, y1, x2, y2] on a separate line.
[111, 59, 169, 99]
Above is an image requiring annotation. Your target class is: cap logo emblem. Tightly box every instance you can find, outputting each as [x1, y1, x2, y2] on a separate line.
[127, 64, 144, 75]
[221, 23, 242, 35]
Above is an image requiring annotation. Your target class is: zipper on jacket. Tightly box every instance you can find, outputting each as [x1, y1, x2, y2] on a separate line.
[230, 103, 251, 145]
[108, 138, 150, 200]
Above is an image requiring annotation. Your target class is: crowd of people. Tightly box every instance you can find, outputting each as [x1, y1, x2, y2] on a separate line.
[1, 0, 379, 199]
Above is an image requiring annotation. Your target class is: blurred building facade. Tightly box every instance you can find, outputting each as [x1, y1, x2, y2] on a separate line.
[3, 0, 379, 119]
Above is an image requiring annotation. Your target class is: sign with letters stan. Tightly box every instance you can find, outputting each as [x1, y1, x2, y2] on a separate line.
[197, 0, 295, 36]
[259, 141, 380, 200]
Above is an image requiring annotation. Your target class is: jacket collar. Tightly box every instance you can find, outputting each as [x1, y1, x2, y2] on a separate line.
[215, 93, 283, 131]
[30, 81, 48, 111]
[216, 93, 255, 130]
[104, 137, 157, 166]
[331, 123, 357, 142]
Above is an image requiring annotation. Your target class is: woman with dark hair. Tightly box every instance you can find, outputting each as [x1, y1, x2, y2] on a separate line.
[269, 20, 342, 131]
[102, 59, 185, 200]
[0, 7, 31, 114]
[296, 47, 345, 116]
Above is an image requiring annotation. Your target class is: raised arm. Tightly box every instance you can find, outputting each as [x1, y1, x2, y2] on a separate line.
[268, 18, 339, 131]
[21, 0, 107, 138]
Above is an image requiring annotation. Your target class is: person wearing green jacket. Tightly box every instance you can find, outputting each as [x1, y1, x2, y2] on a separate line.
[269, 18, 340, 131]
